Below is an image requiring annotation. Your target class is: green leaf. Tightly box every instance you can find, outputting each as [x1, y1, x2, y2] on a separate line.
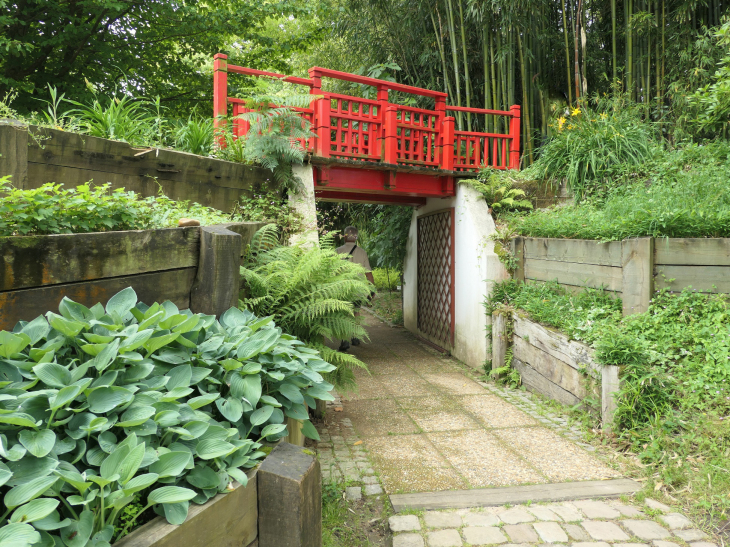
[149, 451, 190, 478]
[18, 430, 56, 458]
[9, 498, 60, 523]
[148, 486, 197, 505]
[4, 476, 58, 509]
[118, 443, 146, 484]
[87, 386, 134, 414]
[100, 444, 131, 480]
[260, 423, 288, 438]
[196, 439, 235, 460]
[260, 395, 282, 407]
[249, 405, 274, 426]
[117, 406, 155, 427]
[163, 501, 189, 525]
[226, 467, 249, 487]
[49, 385, 82, 410]
[20, 316, 51, 345]
[300, 419, 320, 441]
[60, 510, 93, 547]
[47, 314, 85, 338]
[0, 413, 39, 428]
[185, 465, 219, 489]
[33, 363, 71, 388]
[166, 364, 192, 390]
[119, 329, 153, 353]
[143, 333, 180, 356]
[91, 338, 120, 372]
[187, 393, 219, 409]
[278, 382, 304, 404]
[241, 375, 262, 407]
[122, 473, 160, 495]
[0, 462, 12, 487]
[105, 287, 138, 318]
[0, 332, 31, 358]
[0, 523, 40, 547]
[215, 397, 243, 422]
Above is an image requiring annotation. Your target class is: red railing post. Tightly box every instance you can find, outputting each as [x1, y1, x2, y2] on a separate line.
[309, 69, 331, 158]
[383, 105, 399, 165]
[376, 85, 389, 160]
[213, 53, 228, 148]
[509, 104, 521, 169]
[441, 116, 455, 171]
[434, 97, 446, 168]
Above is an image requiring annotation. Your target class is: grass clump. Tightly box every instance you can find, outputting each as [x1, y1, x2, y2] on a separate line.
[507, 142, 730, 240]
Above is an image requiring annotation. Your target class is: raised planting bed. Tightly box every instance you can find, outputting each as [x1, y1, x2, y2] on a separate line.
[0, 222, 265, 329]
[0, 121, 273, 212]
[492, 311, 620, 431]
[511, 236, 730, 315]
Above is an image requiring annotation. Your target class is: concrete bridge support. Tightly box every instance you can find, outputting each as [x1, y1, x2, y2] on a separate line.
[403, 183, 509, 370]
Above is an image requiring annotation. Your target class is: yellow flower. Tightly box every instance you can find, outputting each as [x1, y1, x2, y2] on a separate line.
[599, 112, 608, 120]
[571, 107, 581, 116]
[557, 116, 566, 130]
[567, 124, 574, 130]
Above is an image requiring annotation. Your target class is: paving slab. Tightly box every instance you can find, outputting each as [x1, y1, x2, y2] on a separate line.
[621, 520, 672, 540]
[644, 499, 672, 513]
[533, 522, 568, 543]
[564, 524, 591, 541]
[659, 513, 693, 530]
[390, 515, 421, 532]
[504, 524, 540, 543]
[463, 512, 501, 527]
[674, 529, 708, 541]
[653, 541, 681, 547]
[526, 506, 561, 522]
[582, 520, 631, 541]
[427, 529, 463, 547]
[394, 533, 426, 547]
[463, 527, 509, 545]
[424, 511, 462, 529]
[499, 508, 536, 524]
[573, 500, 622, 519]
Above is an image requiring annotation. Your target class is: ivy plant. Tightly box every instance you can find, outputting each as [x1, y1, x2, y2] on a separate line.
[0, 288, 334, 546]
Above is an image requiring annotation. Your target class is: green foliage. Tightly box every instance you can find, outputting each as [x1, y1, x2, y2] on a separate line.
[533, 93, 657, 200]
[461, 171, 533, 213]
[510, 142, 730, 240]
[0, 287, 334, 545]
[231, 187, 305, 241]
[363, 206, 413, 270]
[0, 179, 242, 237]
[371, 268, 400, 291]
[172, 115, 215, 157]
[240, 225, 373, 391]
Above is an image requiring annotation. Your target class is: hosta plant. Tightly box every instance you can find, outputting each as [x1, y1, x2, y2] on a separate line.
[0, 287, 334, 546]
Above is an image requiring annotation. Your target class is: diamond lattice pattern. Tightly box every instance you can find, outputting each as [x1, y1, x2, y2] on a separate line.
[417, 210, 454, 348]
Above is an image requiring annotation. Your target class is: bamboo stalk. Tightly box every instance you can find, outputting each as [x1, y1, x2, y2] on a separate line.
[457, 0, 472, 131]
[562, 0, 573, 105]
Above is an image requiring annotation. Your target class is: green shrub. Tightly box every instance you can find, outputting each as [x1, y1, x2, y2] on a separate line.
[240, 225, 373, 391]
[460, 171, 533, 213]
[0, 287, 334, 545]
[371, 268, 400, 291]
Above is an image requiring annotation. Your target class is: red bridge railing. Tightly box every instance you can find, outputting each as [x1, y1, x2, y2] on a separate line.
[213, 53, 520, 172]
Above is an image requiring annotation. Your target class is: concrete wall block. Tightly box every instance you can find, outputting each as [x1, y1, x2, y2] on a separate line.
[258, 442, 322, 547]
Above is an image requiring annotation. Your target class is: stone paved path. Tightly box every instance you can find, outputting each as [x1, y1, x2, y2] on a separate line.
[314, 313, 719, 547]
[320, 313, 618, 494]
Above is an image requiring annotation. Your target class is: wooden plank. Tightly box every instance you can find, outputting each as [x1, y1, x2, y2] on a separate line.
[621, 238, 653, 315]
[0, 122, 28, 188]
[511, 237, 525, 282]
[512, 315, 601, 378]
[390, 479, 642, 511]
[491, 312, 508, 371]
[282, 418, 305, 447]
[655, 238, 730, 266]
[0, 268, 196, 330]
[523, 238, 622, 267]
[655, 265, 730, 293]
[513, 358, 581, 407]
[513, 336, 588, 399]
[524, 279, 620, 297]
[115, 470, 257, 547]
[1, 228, 199, 291]
[190, 226, 241, 317]
[524, 258, 622, 291]
[602, 365, 620, 433]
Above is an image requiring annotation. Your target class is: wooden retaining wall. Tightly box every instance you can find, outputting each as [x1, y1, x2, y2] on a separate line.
[0, 120, 274, 212]
[511, 236, 730, 315]
[492, 312, 620, 431]
[0, 222, 265, 330]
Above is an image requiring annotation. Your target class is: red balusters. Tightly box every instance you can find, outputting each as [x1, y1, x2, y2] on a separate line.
[213, 53, 228, 147]
[442, 116, 455, 171]
[509, 105, 521, 170]
[383, 105, 399, 165]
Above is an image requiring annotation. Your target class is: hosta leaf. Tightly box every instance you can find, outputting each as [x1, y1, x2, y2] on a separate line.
[241, 375, 261, 407]
[220, 359, 242, 372]
[225, 467, 249, 487]
[18, 430, 56, 458]
[100, 444, 131, 480]
[148, 486, 197, 505]
[163, 501, 189, 525]
[187, 393, 219, 409]
[122, 473, 159, 495]
[20, 316, 51, 346]
[0, 462, 12, 487]
[4, 475, 58, 509]
[149, 451, 189, 478]
[47, 314, 85, 338]
[241, 362, 262, 375]
[284, 403, 309, 421]
[185, 465, 219, 489]
[172, 315, 200, 334]
[181, 421, 210, 439]
[33, 511, 73, 531]
[215, 397, 243, 422]
[117, 406, 155, 427]
[119, 329, 153, 353]
[33, 363, 71, 388]
[300, 419, 320, 441]
[260, 423, 288, 439]
[307, 386, 335, 401]
[91, 338, 120, 372]
[260, 395, 282, 407]
[0, 523, 40, 547]
[154, 410, 180, 427]
[160, 387, 193, 401]
[60, 510, 93, 547]
[0, 413, 39, 428]
[53, 469, 92, 494]
[118, 443, 146, 484]
[87, 386, 134, 414]
[49, 385, 82, 410]
[249, 405, 274, 426]
[196, 439, 235, 460]
[82, 333, 114, 344]
[8, 457, 58, 487]
[278, 382, 304, 404]
[58, 298, 95, 323]
[166, 365, 192, 390]
[9, 498, 59, 523]
[105, 287, 137, 319]
[143, 333, 180, 356]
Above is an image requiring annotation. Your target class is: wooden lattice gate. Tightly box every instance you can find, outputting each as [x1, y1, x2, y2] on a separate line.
[417, 208, 455, 349]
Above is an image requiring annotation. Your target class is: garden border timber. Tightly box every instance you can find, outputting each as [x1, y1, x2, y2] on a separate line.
[492, 312, 619, 431]
[114, 442, 321, 547]
[0, 120, 276, 211]
[0, 222, 266, 330]
[510, 236, 730, 315]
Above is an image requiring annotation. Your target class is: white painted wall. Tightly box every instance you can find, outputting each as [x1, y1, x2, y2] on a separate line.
[403, 183, 509, 370]
[289, 164, 319, 247]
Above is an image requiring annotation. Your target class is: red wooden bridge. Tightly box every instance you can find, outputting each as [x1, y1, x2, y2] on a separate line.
[213, 54, 520, 206]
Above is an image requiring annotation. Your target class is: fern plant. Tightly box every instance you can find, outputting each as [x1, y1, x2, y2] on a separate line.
[461, 170, 533, 213]
[234, 78, 320, 191]
[240, 225, 373, 391]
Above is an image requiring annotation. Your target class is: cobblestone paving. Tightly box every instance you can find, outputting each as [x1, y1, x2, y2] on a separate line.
[315, 313, 619, 495]
[387, 498, 718, 547]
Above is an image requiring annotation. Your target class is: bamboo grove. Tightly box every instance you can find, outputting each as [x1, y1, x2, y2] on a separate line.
[320, 0, 729, 165]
